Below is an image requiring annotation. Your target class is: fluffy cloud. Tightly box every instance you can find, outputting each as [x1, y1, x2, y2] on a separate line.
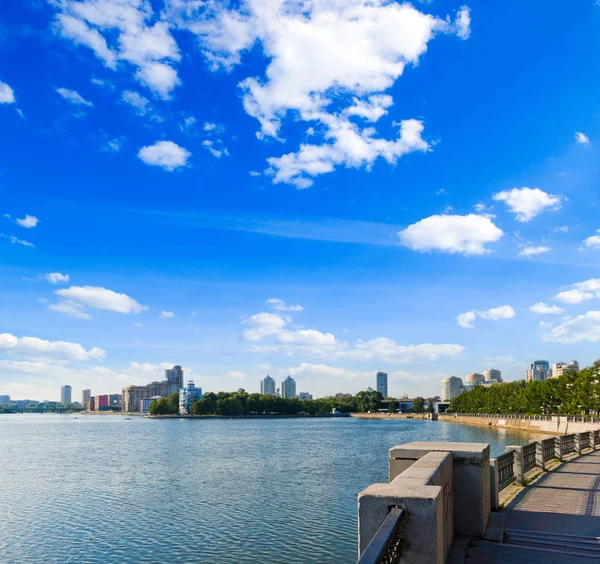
[242, 312, 288, 341]
[0, 80, 15, 104]
[493, 187, 562, 222]
[51, 0, 181, 98]
[0, 333, 105, 361]
[166, 0, 469, 186]
[519, 245, 550, 257]
[122, 90, 150, 115]
[583, 230, 600, 249]
[338, 339, 464, 363]
[529, 302, 565, 315]
[29, 272, 70, 284]
[398, 214, 504, 255]
[16, 215, 39, 228]
[543, 311, 600, 343]
[277, 329, 336, 346]
[267, 298, 303, 312]
[575, 131, 590, 145]
[56, 87, 93, 106]
[228, 370, 246, 380]
[457, 305, 516, 328]
[54, 285, 147, 314]
[48, 300, 92, 320]
[553, 279, 600, 304]
[0, 233, 34, 247]
[159, 310, 175, 319]
[202, 140, 229, 159]
[137, 140, 190, 171]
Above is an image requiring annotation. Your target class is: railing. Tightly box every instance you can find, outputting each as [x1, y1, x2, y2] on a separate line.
[580, 432, 590, 451]
[595, 430, 600, 446]
[497, 451, 515, 491]
[542, 438, 555, 463]
[449, 413, 598, 422]
[523, 442, 536, 473]
[560, 434, 575, 457]
[358, 507, 404, 564]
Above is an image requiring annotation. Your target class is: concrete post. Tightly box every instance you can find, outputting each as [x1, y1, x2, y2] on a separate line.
[554, 436, 563, 462]
[489, 458, 499, 511]
[592, 431, 597, 451]
[505, 445, 524, 486]
[535, 441, 545, 471]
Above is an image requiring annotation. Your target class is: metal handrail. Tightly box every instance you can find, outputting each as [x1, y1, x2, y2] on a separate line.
[497, 451, 515, 491]
[358, 507, 405, 564]
[523, 442, 536, 473]
[542, 438, 555, 463]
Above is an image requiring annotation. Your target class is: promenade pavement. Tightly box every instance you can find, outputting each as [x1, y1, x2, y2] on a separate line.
[467, 449, 600, 562]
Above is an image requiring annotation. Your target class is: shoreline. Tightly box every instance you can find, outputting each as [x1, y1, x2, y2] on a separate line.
[147, 413, 352, 420]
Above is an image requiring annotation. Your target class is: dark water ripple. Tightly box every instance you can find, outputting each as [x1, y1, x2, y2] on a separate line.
[0, 415, 540, 563]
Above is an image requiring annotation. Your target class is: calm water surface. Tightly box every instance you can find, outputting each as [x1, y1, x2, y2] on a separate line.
[0, 414, 541, 563]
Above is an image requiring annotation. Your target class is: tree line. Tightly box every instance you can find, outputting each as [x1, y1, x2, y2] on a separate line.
[450, 360, 600, 415]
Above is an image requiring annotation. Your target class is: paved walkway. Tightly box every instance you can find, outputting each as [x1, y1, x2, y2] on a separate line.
[467, 449, 600, 562]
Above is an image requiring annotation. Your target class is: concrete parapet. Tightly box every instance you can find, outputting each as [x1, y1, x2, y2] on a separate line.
[505, 445, 525, 485]
[389, 442, 490, 537]
[489, 458, 499, 511]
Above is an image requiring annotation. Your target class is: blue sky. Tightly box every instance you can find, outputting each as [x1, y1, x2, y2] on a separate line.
[1, 0, 599, 402]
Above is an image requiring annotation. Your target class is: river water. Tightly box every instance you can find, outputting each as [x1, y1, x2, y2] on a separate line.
[0, 414, 541, 563]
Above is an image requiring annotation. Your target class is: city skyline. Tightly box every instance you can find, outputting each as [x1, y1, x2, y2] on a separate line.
[1, 1, 600, 402]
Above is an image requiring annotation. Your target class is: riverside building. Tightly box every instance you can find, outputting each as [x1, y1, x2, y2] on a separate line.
[281, 376, 297, 399]
[464, 373, 485, 390]
[526, 360, 551, 382]
[441, 376, 463, 401]
[81, 389, 91, 407]
[483, 369, 502, 384]
[179, 380, 203, 414]
[260, 375, 276, 395]
[376, 371, 389, 398]
[122, 365, 184, 412]
[552, 361, 579, 377]
[61, 385, 72, 405]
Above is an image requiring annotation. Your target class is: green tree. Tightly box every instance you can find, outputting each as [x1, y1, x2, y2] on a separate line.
[388, 400, 398, 414]
[412, 397, 425, 413]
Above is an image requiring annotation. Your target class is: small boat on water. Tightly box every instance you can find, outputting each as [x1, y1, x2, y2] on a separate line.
[124, 417, 132, 420]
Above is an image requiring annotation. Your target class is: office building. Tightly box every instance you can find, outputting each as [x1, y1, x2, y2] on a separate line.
[464, 373, 485, 389]
[95, 395, 109, 410]
[281, 376, 297, 399]
[61, 385, 72, 405]
[0, 395, 10, 403]
[298, 392, 313, 401]
[376, 372, 389, 398]
[552, 361, 579, 378]
[260, 375, 276, 395]
[122, 365, 184, 412]
[526, 360, 551, 382]
[140, 396, 163, 413]
[179, 380, 203, 415]
[483, 369, 502, 384]
[441, 376, 463, 401]
[108, 394, 122, 407]
[82, 389, 91, 407]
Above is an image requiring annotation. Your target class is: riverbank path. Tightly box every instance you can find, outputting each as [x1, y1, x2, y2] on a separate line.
[468, 448, 600, 562]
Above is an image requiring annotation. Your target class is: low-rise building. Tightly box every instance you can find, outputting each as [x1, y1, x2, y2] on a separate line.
[298, 392, 312, 401]
[140, 396, 163, 413]
[552, 361, 579, 378]
[179, 381, 202, 415]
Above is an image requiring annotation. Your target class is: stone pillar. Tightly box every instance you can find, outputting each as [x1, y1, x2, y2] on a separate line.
[489, 458, 499, 511]
[575, 433, 582, 455]
[554, 436, 563, 462]
[535, 441, 545, 471]
[505, 446, 524, 486]
[389, 442, 490, 537]
[592, 431, 597, 450]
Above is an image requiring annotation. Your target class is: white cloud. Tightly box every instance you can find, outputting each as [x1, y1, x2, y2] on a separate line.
[138, 140, 190, 171]
[167, 0, 469, 186]
[54, 285, 147, 314]
[583, 230, 600, 249]
[0, 80, 15, 104]
[519, 245, 551, 257]
[249, 171, 261, 177]
[228, 370, 246, 380]
[48, 300, 92, 320]
[104, 136, 125, 152]
[398, 214, 503, 255]
[56, 87, 93, 106]
[0, 233, 34, 247]
[554, 279, 600, 304]
[530, 302, 565, 315]
[43, 272, 70, 284]
[242, 312, 288, 341]
[202, 140, 229, 159]
[457, 305, 516, 328]
[493, 187, 562, 222]
[0, 333, 105, 361]
[159, 310, 175, 319]
[277, 329, 336, 346]
[552, 226, 569, 233]
[338, 339, 464, 363]
[267, 298, 303, 312]
[543, 311, 600, 343]
[575, 131, 590, 145]
[122, 90, 150, 115]
[16, 215, 39, 228]
[203, 122, 224, 132]
[180, 115, 196, 132]
[455, 6, 471, 39]
[51, 0, 181, 98]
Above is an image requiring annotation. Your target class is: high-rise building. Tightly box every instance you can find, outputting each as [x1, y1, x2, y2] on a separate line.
[179, 380, 203, 414]
[441, 376, 463, 401]
[552, 361, 579, 378]
[483, 369, 502, 384]
[260, 375, 276, 395]
[82, 389, 91, 407]
[122, 365, 184, 412]
[464, 373, 485, 389]
[376, 371, 388, 398]
[61, 385, 72, 405]
[526, 360, 551, 382]
[166, 365, 184, 395]
[281, 376, 297, 399]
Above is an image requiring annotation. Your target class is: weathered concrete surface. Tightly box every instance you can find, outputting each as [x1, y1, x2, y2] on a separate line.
[389, 442, 490, 537]
[358, 451, 453, 563]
